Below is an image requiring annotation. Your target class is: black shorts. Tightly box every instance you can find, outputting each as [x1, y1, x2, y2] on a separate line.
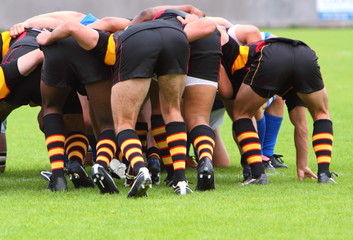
[41, 37, 113, 89]
[1, 45, 42, 105]
[282, 89, 306, 113]
[244, 41, 324, 98]
[1, 38, 82, 114]
[113, 27, 189, 84]
[62, 90, 83, 114]
[188, 29, 221, 82]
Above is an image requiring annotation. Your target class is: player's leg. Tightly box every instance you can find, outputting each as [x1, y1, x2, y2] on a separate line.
[63, 92, 94, 188]
[41, 81, 71, 191]
[297, 88, 335, 183]
[263, 96, 287, 168]
[149, 82, 175, 185]
[183, 83, 217, 191]
[158, 73, 192, 194]
[112, 78, 152, 197]
[85, 80, 119, 194]
[233, 83, 269, 184]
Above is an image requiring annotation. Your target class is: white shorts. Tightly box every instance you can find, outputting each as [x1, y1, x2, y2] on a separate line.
[185, 76, 218, 88]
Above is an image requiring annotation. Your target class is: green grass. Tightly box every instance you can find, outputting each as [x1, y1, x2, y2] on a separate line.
[1, 28, 353, 239]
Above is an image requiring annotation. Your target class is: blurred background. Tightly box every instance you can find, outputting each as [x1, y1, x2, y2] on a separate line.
[1, 0, 353, 29]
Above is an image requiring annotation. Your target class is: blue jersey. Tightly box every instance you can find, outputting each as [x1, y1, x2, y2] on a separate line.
[80, 13, 98, 26]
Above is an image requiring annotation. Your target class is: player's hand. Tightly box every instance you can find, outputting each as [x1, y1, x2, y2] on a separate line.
[297, 166, 317, 180]
[10, 22, 28, 37]
[177, 14, 199, 25]
[36, 30, 53, 46]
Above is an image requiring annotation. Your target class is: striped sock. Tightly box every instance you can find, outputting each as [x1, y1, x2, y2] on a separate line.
[313, 119, 333, 174]
[146, 146, 161, 161]
[43, 113, 65, 179]
[65, 131, 88, 165]
[189, 125, 215, 161]
[233, 118, 264, 178]
[165, 121, 187, 183]
[95, 130, 116, 169]
[117, 129, 145, 176]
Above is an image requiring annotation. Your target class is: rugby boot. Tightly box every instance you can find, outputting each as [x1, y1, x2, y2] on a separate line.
[47, 176, 67, 191]
[241, 173, 268, 185]
[91, 163, 119, 194]
[268, 154, 288, 168]
[173, 181, 193, 195]
[40, 170, 52, 182]
[243, 166, 252, 182]
[127, 167, 152, 198]
[67, 161, 94, 188]
[263, 159, 275, 171]
[147, 155, 161, 185]
[318, 172, 338, 183]
[196, 157, 215, 191]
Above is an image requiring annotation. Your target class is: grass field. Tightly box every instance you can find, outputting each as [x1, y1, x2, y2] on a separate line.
[1, 28, 353, 240]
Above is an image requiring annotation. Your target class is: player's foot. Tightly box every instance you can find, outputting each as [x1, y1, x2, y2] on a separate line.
[127, 167, 152, 198]
[318, 172, 338, 183]
[47, 176, 67, 191]
[91, 164, 119, 194]
[241, 173, 268, 185]
[173, 181, 193, 195]
[268, 154, 288, 168]
[196, 157, 215, 191]
[147, 155, 160, 185]
[67, 162, 94, 188]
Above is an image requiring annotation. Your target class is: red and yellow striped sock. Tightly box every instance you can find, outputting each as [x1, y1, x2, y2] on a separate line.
[233, 118, 264, 178]
[95, 130, 116, 169]
[117, 129, 145, 176]
[313, 119, 333, 174]
[165, 121, 187, 183]
[189, 125, 215, 161]
[65, 131, 88, 164]
[43, 113, 65, 179]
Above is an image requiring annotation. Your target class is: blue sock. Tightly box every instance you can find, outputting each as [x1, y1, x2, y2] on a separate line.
[263, 112, 283, 157]
[256, 116, 266, 156]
